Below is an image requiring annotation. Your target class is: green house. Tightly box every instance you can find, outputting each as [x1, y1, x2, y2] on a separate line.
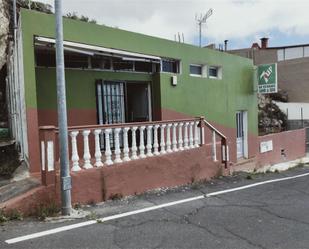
[8, 9, 258, 175]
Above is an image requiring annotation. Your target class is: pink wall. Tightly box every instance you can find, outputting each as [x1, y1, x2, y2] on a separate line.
[2, 146, 224, 214]
[257, 129, 306, 167]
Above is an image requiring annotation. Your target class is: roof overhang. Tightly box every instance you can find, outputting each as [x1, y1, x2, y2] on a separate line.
[34, 36, 161, 62]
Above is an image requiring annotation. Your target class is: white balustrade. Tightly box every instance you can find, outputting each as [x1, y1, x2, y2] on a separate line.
[194, 121, 199, 148]
[212, 131, 217, 161]
[189, 122, 194, 148]
[172, 123, 178, 152]
[131, 126, 138, 160]
[70, 131, 81, 171]
[146, 125, 153, 157]
[153, 125, 160, 155]
[114, 128, 122, 163]
[93, 129, 103, 167]
[123, 127, 130, 161]
[222, 145, 229, 161]
[139, 126, 146, 158]
[82, 130, 93, 169]
[184, 122, 189, 149]
[166, 124, 172, 153]
[178, 123, 184, 151]
[160, 124, 166, 154]
[65, 119, 210, 172]
[104, 128, 113, 165]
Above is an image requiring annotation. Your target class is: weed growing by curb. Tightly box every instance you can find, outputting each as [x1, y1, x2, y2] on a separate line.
[0, 209, 23, 223]
[35, 202, 60, 221]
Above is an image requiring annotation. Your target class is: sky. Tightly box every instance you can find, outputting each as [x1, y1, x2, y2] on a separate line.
[36, 0, 309, 49]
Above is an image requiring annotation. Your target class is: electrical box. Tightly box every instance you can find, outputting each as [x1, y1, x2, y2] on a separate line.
[171, 75, 177, 86]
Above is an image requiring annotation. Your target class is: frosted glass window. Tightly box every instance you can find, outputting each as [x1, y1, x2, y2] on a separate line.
[277, 49, 284, 61]
[285, 47, 303, 60]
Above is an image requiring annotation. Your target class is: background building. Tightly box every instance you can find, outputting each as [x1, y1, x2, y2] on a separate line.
[229, 38, 309, 129]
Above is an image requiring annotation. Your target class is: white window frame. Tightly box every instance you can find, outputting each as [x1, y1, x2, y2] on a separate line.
[208, 66, 222, 80]
[161, 58, 181, 74]
[189, 64, 208, 78]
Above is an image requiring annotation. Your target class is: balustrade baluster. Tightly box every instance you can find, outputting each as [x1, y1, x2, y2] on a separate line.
[178, 123, 184, 151]
[131, 127, 138, 160]
[194, 121, 199, 147]
[212, 131, 217, 161]
[94, 129, 103, 167]
[82, 130, 93, 169]
[139, 126, 146, 158]
[166, 124, 172, 153]
[114, 128, 122, 163]
[70, 131, 81, 171]
[123, 127, 130, 161]
[172, 123, 178, 152]
[146, 125, 153, 157]
[160, 124, 166, 154]
[104, 129, 113, 165]
[184, 122, 189, 149]
[153, 125, 160, 155]
[189, 122, 194, 148]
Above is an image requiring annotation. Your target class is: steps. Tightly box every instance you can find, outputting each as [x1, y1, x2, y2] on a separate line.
[0, 178, 40, 203]
[231, 157, 257, 173]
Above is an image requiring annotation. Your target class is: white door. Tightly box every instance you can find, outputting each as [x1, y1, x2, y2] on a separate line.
[236, 111, 244, 159]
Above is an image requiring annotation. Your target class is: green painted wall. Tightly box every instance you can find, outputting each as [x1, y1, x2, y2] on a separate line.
[35, 68, 153, 110]
[21, 9, 257, 134]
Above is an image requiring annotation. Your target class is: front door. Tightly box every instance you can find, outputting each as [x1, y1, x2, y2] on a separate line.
[126, 82, 151, 122]
[236, 111, 244, 159]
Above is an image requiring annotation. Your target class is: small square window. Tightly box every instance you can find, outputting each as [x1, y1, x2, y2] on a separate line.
[190, 64, 202, 76]
[162, 59, 180, 73]
[208, 66, 222, 79]
[190, 64, 208, 77]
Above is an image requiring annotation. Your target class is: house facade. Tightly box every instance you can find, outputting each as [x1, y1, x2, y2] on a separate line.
[7, 8, 260, 175]
[3, 9, 308, 211]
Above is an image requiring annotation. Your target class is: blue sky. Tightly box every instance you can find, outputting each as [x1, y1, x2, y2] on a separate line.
[38, 0, 309, 49]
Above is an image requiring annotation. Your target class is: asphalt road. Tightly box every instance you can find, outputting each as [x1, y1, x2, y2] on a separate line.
[2, 166, 309, 249]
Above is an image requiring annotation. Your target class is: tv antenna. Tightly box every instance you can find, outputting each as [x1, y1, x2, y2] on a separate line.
[196, 8, 213, 47]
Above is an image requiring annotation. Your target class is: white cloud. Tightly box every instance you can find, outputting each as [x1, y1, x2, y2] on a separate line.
[36, 0, 309, 47]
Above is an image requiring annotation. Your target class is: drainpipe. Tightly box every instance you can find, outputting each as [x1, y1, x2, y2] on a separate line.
[55, 0, 72, 216]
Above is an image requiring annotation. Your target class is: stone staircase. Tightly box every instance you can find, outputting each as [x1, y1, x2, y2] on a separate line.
[0, 177, 40, 204]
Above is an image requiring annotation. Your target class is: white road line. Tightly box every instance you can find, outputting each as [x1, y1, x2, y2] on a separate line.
[5, 171, 309, 244]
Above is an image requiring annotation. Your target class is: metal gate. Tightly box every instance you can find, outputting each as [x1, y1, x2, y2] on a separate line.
[96, 81, 125, 148]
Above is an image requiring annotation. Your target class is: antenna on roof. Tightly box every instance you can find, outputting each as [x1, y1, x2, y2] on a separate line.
[195, 8, 213, 47]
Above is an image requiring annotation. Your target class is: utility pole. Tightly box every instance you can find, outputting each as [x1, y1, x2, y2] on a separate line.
[54, 0, 72, 216]
[196, 9, 213, 47]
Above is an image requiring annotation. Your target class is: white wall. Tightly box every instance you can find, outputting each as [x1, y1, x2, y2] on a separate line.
[275, 101, 309, 120]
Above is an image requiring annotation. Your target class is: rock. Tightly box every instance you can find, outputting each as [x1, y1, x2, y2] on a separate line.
[0, 0, 9, 70]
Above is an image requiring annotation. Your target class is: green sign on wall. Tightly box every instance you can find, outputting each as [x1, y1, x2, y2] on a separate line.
[257, 63, 277, 94]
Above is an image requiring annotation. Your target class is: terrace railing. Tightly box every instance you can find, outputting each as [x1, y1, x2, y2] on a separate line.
[39, 117, 229, 185]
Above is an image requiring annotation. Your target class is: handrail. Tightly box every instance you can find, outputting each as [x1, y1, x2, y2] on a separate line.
[203, 119, 228, 169]
[39, 118, 200, 132]
[203, 120, 227, 139]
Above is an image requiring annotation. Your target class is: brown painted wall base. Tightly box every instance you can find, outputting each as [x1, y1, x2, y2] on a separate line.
[232, 129, 306, 172]
[257, 128, 306, 166]
[1, 147, 223, 214]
